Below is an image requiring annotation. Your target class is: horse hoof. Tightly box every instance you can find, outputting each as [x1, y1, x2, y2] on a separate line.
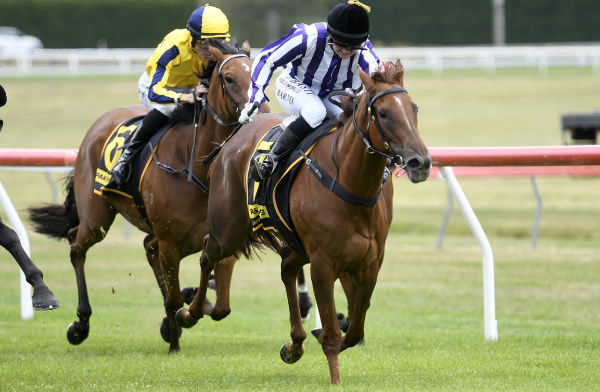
[279, 342, 303, 364]
[32, 286, 60, 310]
[160, 317, 182, 343]
[175, 308, 198, 328]
[66, 321, 89, 345]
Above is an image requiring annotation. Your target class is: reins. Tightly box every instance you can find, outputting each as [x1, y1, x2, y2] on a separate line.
[152, 53, 249, 193]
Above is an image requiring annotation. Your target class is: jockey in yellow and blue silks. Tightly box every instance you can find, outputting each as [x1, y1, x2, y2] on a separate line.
[111, 4, 231, 185]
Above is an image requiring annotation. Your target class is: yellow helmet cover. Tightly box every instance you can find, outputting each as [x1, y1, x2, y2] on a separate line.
[187, 5, 230, 40]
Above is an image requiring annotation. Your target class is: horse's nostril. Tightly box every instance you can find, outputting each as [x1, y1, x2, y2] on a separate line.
[407, 158, 421, 169]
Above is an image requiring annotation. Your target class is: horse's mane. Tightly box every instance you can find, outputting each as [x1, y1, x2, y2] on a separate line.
[332, 60, 406, 128]
[371, 60, 405, 86]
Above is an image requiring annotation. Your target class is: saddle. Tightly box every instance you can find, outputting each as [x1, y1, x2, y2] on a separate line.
[246, 120, 337, 257]
[94, 115, 175, 224]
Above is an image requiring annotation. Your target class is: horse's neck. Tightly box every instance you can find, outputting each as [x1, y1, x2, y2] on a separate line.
[334, 103, 388, 198]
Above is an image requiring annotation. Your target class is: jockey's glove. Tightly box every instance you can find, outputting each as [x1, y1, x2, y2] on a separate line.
[239, 101, 259, 124]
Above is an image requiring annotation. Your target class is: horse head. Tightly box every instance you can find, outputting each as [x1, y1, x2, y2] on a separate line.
[358, 60, 431, 183]
[205, 46, 253, 124]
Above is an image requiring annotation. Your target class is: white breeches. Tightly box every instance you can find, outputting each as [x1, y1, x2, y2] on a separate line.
[138, 72, 193, 117]
[275, 74, 343, 128]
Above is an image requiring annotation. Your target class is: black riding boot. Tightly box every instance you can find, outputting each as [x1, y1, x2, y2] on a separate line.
[111, 109, 169, 185]
[255, 116, 314, 180]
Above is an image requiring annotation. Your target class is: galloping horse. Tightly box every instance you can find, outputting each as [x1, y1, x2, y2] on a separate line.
[28, 46, 253, 353]
[177, 60, 431, 384]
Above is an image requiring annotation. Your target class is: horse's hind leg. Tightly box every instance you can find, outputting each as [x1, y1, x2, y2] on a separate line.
[279, 248, 309, 364]
[0, 220, 60, 310]
[66, 211, 116, 345]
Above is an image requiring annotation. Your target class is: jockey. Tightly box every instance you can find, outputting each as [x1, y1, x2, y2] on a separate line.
[238, 0, 381, 179]
[111, 4, 231, 185]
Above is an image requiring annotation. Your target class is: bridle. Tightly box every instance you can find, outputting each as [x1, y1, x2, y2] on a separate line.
[200, 53, 249, 127]
[302, 86, 411, 206]
[351, 86, 408, 168]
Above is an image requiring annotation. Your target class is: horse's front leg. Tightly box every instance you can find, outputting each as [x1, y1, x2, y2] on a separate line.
[156, 242, 184, 353]
[310, 259, 342, 385]
[279, 248, 309, 364]
[340, 262, 379, 351]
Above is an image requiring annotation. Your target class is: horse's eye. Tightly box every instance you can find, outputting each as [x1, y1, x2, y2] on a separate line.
[224, 75, 234, 84]
[378, 108, 387, 119]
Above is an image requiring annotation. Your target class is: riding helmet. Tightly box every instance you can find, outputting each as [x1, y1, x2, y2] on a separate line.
[187, 5, 231, 40]
[327, 1, 371, 46]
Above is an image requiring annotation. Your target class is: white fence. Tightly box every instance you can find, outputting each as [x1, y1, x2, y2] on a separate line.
[1, 44, 599, 76]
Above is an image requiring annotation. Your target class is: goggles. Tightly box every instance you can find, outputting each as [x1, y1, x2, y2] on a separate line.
[192, 37, 225, 49]
[327, 36, 367, 52]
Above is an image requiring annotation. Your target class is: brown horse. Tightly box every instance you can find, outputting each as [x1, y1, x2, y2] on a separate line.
[177, 60, 431, 384]
[28, 46, 253, 353]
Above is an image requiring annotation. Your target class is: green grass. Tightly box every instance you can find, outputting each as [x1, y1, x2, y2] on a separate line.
[0, 68, 599, 390]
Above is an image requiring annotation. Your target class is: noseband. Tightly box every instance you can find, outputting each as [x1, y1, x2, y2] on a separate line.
[352, 86, 408, 168]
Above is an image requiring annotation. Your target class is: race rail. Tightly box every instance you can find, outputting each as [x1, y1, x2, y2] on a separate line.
[2, 146, 600, 340]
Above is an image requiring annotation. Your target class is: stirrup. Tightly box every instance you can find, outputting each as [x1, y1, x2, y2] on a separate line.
[254, 154, 276, 180]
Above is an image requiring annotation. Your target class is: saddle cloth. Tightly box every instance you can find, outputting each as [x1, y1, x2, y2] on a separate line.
[246, 120, 337, 257]
[93, 115, 175, 224]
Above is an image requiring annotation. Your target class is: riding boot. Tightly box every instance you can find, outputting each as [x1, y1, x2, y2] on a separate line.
[111, 109, 169, 185]
[254, 116, 314, 180]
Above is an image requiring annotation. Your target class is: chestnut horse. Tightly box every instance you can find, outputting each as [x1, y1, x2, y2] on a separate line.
[177, 60, 431, 384]
[28, 47, 253, 353]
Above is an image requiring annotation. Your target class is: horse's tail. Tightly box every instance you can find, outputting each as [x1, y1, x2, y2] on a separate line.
[28, 172, 79, 240]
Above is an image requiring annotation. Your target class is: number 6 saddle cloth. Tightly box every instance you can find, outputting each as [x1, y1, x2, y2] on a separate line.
[93, 115, 174, 224]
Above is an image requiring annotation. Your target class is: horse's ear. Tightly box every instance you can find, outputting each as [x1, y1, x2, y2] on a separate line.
[208, 46, 226, 64]
[358, 67, 375, 94]
[241, 40, 251, 56]
[393, 59, 405, 85]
